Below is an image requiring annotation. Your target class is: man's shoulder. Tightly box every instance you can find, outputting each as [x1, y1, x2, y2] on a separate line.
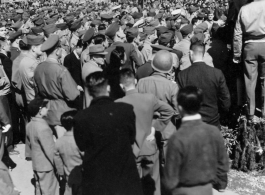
[20, 56, 36, 66]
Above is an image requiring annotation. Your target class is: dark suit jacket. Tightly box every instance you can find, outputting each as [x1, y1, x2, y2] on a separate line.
[105, 42, 143, 71]
[177, 62, 231, 126]
[64, 52, 82, 86]
[164, 119, 229, 192]
[0, 53, 12, 81]
[116, 89, 174, 157]
[74, 96, 143, 195]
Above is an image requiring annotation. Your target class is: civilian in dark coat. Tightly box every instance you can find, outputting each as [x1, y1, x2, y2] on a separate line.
[64, 40, 83, 87]
[177, 43, 230, 127]
[105, 42, 143, 71]
[74, 71, 143, 195]
[164, 86, 229, 195]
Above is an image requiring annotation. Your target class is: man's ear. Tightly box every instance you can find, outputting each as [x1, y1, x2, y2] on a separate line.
[107, 85, 111, 93]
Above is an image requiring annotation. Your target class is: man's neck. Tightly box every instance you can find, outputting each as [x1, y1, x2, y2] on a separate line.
[28, 50, 37, 60]
[193, 59, 204, 63]
[47, 54, 59, 61]
[125, 85, 135, 92]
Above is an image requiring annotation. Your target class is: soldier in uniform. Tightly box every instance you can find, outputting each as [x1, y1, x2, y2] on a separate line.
[34, 35, 80, 137]
[80, 28, 95, 66]
[17, 35, 45, 160]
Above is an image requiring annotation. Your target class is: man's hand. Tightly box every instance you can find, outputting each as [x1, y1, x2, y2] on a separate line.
[77, 85, 84, 92]
[146, 127, 155, 142]
[233, 56, 241, 64]
[2, 124, 11, 133]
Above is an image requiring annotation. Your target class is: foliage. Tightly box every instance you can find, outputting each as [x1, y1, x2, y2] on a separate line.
[221, 125, 238, 155]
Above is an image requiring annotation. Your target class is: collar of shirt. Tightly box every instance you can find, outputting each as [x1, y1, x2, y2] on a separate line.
[89, 60, 99, 67]
[31, 117, 48, 124]
[47, 57, 59, 64]
[193, 60, 204, 63]
[182, 114, 201, 122]
[73, 50, 80, 60]
[151, 71, 168, 78]
[64, 131, 73, 136]
[126, 88, 138, 96]
[144, 39, 152, 45]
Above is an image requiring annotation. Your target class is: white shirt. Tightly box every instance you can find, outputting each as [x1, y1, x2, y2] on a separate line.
[73, 50, 80, 60]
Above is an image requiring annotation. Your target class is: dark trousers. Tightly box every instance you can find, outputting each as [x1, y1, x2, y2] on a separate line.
[137, 150, 160, 195]
[243, 42, 265, 117]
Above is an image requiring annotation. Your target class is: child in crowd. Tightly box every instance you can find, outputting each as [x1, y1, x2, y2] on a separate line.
[26, 97, 57, 195]
[54, 110, 83, 195]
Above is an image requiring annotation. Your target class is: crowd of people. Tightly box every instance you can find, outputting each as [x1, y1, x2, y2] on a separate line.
[0, 0, 262, 194]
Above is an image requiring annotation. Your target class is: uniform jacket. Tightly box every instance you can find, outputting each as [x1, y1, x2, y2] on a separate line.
[26, 117, 55, 172]
[177, 62, 231, 126]
[10, 46, 20, 62]
[11, 53, 27, 108]
[164, 119, 229, 192]
[136, 60, 153, 81]
[0, 161, 19, 195]
[17, 55, 38, 104]
[105, 41, 143, 71]
[116, 89, 174, 157]
[64, 52, 82, 86]
[54, 131, 83, 181]
[74, 96, 143, 195]
[141, 40, 152, 63]
[174, 39, 191, 70]
[137, 72, 179, 140]
[34, 57, 80, 126]
[234, 0, 265, 58]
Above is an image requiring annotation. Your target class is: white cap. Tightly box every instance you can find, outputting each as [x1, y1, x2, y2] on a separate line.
[133, 18, 145, 27]
[112, 5, 121, 10]
[171, 9, 182, 16]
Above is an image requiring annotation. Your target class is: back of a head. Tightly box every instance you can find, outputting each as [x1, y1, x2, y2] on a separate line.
[119, 68, 135, 87]
[61, 110, 78, 131]
[177, 86, 203, 115]
[86, 71, 108, 98]
[152, 50, 173, 73]
[19, 39, 31, 50]
[190, 42, 205, 56]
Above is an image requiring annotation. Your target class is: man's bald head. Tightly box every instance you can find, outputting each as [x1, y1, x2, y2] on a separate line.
[152, 50, 173, 73]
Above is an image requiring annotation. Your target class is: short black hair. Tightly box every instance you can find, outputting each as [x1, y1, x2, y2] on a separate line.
[18, 40, 31, 51]
[86, 71, 108, 97]
[191, 17, 199, 25]
[94, 34, 106, 44]
[76, 38, 83, 48]
[61, 110, 78, 131]
[190, 42, 205, 55]
[177, 86, 203, 114]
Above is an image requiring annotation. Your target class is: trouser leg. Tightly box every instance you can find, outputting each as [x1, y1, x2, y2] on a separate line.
[243, 43, 259, 118]
[34, 170, 58, 195]
[137, 151, 160, 195]
[0, 131, 4, 160]
[23, 112, 30, 159]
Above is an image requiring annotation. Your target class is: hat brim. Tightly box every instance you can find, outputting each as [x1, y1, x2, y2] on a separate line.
[90, 51, 108, 55]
